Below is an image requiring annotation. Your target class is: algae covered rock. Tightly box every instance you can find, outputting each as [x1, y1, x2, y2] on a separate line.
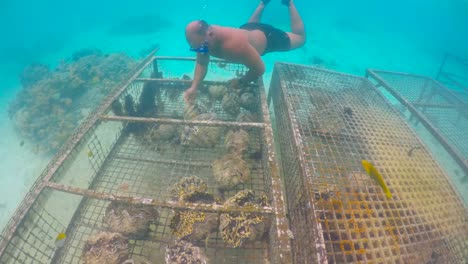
[219, 190, 270, 248]
[181, 113, 222, 148]
[165, 240, 208, 264]
[221, 92, 240, 116]
[212, 154, 250, 190]
[225, 129, 250, 155]
[103, 201, 159, 239]
[82, 232, 129, 264]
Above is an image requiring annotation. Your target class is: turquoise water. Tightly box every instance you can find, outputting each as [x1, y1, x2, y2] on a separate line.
[0, 0, 467, 232]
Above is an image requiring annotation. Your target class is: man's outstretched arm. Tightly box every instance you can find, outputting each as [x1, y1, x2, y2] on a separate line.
[238, 44, 265, 84]
[184, 53, 210, 102]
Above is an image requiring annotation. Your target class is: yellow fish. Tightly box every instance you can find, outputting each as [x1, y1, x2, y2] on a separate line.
[87, 150, 93, 158]
[361, 160, 392, 198]
[55, 232, 67, 248]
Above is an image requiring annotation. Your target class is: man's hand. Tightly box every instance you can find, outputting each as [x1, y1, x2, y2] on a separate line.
[184, 86, 197, 103]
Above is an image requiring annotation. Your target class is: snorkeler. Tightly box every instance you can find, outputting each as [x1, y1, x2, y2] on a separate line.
[184, 0, 306, 102]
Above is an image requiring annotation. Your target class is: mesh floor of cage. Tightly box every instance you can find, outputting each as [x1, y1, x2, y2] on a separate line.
[75, 125, 268, 202]
[271, 63, 467, 263]
[53, 197, 268, 264]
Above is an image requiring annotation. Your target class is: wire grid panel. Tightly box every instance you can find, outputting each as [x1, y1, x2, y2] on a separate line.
[52, 196, 269, 264]
[369, 71, 468, 159]
[270, 63, 467, 263]
[0, 189, 68, 264]
[88, 124, 268, 201]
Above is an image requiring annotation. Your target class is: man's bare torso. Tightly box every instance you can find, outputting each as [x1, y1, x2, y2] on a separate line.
[208, 26, 267, 62]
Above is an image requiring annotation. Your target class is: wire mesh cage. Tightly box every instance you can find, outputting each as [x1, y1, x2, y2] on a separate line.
[0, 52, 291, 263]
[270, 63, 467, 263]
[366, 69, 468, 176]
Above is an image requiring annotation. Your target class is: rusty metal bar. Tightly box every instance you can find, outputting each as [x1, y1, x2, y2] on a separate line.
[135, 78, 226, 85]
[0, 49, 159, 258]
[99, 114, 265, 128]
[114, 154, 212, 167]
[412, 103, 458, 109]
[45, 182, 273, 215]
[367, 69, 468, 175]
[258, 78, 293, 264]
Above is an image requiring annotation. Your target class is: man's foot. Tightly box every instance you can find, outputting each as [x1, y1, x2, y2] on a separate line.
[281, 0, 290, 6]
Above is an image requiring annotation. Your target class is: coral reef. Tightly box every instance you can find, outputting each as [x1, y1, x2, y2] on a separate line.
[82, 232, 129, 264]
[219, 190, 270, 248]
[212, 154, 250, 190]
[180, 113, 222, 148]
[103, 201, 159, 239]
[19, 64, 50, 88]
[9, 49, 137, 153]
[169, 177, 218, 242]
[224, 129, 250, 155]
[165, 240, 208, 264]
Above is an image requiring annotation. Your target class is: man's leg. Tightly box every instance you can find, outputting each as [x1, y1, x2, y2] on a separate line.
[248, 1, 269, 23]
[285, 0, 306, 49]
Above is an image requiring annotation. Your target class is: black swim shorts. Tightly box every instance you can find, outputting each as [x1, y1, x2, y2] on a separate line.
[240, 22, 291, 55]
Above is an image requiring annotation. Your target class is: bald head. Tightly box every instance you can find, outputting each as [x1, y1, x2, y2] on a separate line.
[185, 20, 210, 48]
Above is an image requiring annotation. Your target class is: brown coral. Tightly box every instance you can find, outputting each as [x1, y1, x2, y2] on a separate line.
[169, 188, 218, 242]
[224, 129, 250, 155]
[181, 113, 222, 148]
[212, 154, 250, 190]
[103, 201, 159, 239]
[82, 232, 129, 264]
[165, 240, 208, 264]
[170, 176, 208, 202]
[221, 92, 240, 116]
[219, 190, 270, 248]
[208, 84, 227, 100]
[239, 93, 256, 111]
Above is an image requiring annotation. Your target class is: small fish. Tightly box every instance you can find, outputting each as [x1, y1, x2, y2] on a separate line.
[55, 232, 67, 248]
[361, 160, 392, 198]
[20, 140, 24, 147]
[87, 150, 94, 158]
